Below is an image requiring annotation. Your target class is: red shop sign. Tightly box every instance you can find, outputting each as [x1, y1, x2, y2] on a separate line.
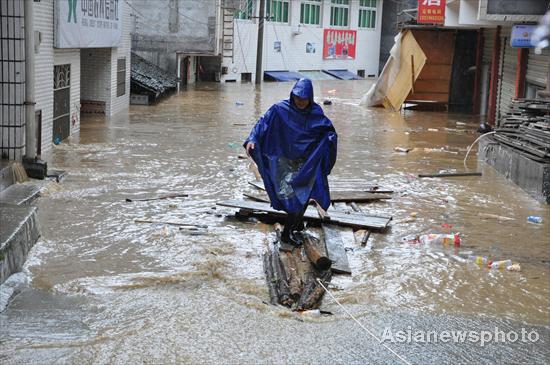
[323, 29, 357, 60]
[417, 0, 446, 25]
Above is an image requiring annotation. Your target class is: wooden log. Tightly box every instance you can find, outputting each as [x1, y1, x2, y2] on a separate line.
[303, 235, 332, 271]
[418, 172, 482, 178]
[269, 246, 293, 307]
[262, 251, 279, 305]
[282, 251, 303, 302]
[126, 193, 188, 202]
[361, 230, 371, 246]
[296, 270, 332, 311]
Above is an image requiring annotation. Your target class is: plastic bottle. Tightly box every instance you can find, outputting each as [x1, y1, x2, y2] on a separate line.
[527, 216, 543, 224]
[419, 233, 461, 246]
[468, 255, 490, 265]
[489, 259, 513, 270]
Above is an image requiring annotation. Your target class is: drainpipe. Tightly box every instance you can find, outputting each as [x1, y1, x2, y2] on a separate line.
[24, 0, 36, 160]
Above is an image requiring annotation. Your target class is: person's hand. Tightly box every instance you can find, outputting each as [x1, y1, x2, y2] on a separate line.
[246, 142, 255, 156]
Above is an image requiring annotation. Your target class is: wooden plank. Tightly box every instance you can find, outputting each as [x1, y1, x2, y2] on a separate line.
[413, 79, 451, 94]
[244, 191, 392, 203]
[217, 200, 392, 230]
[248, 181, 394, 195]
[415, 64, 452, 80]
[322, 224, 351, 275]
[418, 172, 482, 178]
[384, 30, 428, 111]
[407, 92, 449, 102]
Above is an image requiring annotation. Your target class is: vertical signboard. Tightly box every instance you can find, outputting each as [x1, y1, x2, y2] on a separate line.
[417, 0, 446, 25]
[323, 29, 357, 60]
[55, 0, 122, 48]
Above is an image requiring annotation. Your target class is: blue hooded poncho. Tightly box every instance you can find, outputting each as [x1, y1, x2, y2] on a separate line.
[244, 78, 337, 214]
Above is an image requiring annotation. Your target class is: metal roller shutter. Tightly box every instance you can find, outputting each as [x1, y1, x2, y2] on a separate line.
[482, 28, 495, 66]
[526, 48, 549, 87]
[497, 28, 516, 124]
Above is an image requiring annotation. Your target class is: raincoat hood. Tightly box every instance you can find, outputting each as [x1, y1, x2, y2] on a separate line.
[290, 78, 314, 113]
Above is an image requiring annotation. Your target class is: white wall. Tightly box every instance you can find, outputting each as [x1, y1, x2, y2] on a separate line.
[34, 0, 55, 154]
[223, 0, 383, 82]
[109, 0, 131, 116]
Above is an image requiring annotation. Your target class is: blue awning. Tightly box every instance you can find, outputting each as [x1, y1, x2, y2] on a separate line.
[264, 71, 305, 82]
[322, 69, 363, 80]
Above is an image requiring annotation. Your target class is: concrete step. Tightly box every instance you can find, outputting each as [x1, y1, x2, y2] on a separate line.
[0, 204, 40, 285]
[0, 161, 15, 192]
[0, 182, 43, 206]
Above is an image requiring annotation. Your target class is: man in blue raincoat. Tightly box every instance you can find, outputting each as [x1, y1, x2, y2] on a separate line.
[244, 78, 337, 246]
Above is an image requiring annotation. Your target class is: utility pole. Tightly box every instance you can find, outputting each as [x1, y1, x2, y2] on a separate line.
[255, 0, 265, 85]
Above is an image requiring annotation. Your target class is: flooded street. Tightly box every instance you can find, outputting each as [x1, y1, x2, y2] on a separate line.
[1, 80, 549, 364]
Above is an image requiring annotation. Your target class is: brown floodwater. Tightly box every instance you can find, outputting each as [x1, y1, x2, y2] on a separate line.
[1, 80, 549, 364]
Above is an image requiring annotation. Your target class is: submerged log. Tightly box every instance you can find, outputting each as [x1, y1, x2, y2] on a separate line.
[296, 269, 332, 311]
[270, 247, 292, 307]
[303, 235, 332, 271]
[262, 251, 279, 305]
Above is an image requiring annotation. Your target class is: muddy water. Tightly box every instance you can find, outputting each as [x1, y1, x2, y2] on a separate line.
[1, 80, 549, 364]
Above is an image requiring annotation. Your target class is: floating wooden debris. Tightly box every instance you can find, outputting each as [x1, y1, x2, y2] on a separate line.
[418, 172, 482, 178]
[126, 193, 188, 202]
[322, 224, 351, 275]
[217, 200, 392, 230]
[243, 190, 391, 203]
[134, 219, 207, 228]
[263, 226, 332, 310]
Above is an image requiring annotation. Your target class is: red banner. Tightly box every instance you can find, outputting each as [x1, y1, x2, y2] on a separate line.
[417, 0, 446, 25]
[323, 29, 356, 60]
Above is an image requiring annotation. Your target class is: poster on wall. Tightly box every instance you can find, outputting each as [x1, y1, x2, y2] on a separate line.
[55, 0, 122, 48]
[417, 0, 446, 25]
[274, 41, 281, 53]
[323, 29, 356, 60]
[306, 42, 316, 54]
[510, 24, 536, 48]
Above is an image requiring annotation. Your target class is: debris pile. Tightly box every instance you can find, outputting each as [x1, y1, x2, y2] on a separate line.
[495, 99, 550, 162]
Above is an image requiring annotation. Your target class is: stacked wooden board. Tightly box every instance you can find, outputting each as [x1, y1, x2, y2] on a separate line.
[495, 99, 550, 162]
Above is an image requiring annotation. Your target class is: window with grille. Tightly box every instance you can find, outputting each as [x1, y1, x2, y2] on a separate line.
[266, 0, 289, 23]
[330, 0, 349, 27]
[300, 0, 321, 25]
[359, 0, 377, 29]
[235, 0, 253, 20]
[117, 58, 126, 97]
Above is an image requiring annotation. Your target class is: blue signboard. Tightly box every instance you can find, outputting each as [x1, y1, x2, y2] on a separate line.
[510, 24, 536, 48]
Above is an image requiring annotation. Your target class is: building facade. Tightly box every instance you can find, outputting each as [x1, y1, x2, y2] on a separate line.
[129, 0, 223, 85]
[222, 0, 383, 83]
[0, 0, 131, 161]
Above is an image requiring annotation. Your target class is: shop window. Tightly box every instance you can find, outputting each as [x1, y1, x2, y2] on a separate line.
[300, 0, 321, 25]
[117, 58, 126, 97]
[358, 0, 377, 29]
[330, 0, 349, 27]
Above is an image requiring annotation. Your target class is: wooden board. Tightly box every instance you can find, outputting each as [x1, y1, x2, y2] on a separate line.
[322, 224, 351, 275]
[217, 200, 392, 230]
[383, 30, 428, 111]
[248, 180, 393, 194]
[243, 191, 391, 204]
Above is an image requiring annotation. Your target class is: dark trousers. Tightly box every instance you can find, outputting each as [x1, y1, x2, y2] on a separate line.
[282, 203, 308, 239]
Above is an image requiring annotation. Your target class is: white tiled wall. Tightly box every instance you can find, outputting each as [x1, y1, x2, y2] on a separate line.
[222, 0, 383, 82]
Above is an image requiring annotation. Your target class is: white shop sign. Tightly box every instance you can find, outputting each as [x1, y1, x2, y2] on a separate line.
[55, 0, 122, 48]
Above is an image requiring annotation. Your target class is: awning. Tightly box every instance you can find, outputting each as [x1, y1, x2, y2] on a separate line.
[264, 71, 305, 82]
[322, 69, 363, 80]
